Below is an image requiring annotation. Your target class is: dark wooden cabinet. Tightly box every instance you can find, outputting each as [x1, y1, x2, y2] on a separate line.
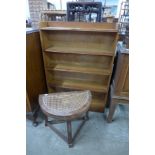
[26, 28, 47, 117]
[113, 50, 129, 97]
[67, 2, 102, 22]
[107, 45, 129, 122]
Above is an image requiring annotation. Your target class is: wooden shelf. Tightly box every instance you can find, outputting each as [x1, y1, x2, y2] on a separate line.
[40, 27, 117, 33]
[46, 64, 111, 75]
[45, 45, 114, 56]
[48, 79, 108, 93]
[40, 21, 118, 32]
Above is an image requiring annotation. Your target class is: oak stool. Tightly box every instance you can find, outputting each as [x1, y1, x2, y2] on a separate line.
[39, 90, 92, 147]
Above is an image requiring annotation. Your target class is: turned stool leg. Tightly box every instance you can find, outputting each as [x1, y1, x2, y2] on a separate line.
[45, 115, 48, 126]
[67, 121, 73, 148]
[33, 105, 40, 127]
[107, 99, 117, 123]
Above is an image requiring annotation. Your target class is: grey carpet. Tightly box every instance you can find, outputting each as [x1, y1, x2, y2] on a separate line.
[26, 104, 129, 155]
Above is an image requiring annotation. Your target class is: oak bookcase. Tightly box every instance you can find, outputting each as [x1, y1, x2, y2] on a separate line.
[39, 21, 118, 112]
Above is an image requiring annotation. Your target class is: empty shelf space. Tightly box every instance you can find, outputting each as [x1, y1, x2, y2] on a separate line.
[45, 45, 114, 56]
[46, 64, 111, 75]
[48, 79, 108, 93]
[90, 98, 106, 112]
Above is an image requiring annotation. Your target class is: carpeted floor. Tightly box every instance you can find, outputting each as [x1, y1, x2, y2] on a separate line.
[26, 104, 129, 155]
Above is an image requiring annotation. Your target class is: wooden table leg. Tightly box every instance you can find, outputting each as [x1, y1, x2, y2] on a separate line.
[67, 121, 73, 148]
[107, 99, 117, 123]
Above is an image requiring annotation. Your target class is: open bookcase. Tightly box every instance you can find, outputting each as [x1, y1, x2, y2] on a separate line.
[39, 21, 118, 112]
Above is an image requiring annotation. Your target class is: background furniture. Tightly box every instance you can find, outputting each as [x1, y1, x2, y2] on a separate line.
[39, 21, 118, 112]
[39, 90, 91, 147]
[102, 4, 117, 18]
[118, 0, 129, 45]
[40, 10, 67, 21]
[26, 28, 47, 125]
[107, 43, 129, 122]
[47, 2, 56, 10]
[67, 2, 102, 22]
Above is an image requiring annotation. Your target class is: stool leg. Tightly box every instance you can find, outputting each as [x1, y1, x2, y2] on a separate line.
[33, 105, 40, 127]
[85, 111, 89, 120]
[67, 121, 73, 148]
[45, 115, 48, 126]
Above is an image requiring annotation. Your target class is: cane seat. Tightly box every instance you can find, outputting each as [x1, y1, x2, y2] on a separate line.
[39, 90, 92, 119]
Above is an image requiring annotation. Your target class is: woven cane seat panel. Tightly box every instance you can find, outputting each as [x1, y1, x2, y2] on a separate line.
[39, 90, 92, 117]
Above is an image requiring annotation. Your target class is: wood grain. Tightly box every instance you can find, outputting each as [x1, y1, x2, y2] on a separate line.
[46, 64, 111, 75]
[43, 52, 112, 70]
[26, 30, 47, 111]
[48, 79, 108, 93]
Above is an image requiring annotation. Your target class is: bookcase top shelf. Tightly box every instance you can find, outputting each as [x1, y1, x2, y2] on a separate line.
[40, 27, 117, 33]
[39, 21, 118, 33]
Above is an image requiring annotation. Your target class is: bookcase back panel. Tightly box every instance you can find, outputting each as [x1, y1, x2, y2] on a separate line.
[42, 31, 117, 52]
[46, 70, 109, 86]
[44, 53, 112, 70]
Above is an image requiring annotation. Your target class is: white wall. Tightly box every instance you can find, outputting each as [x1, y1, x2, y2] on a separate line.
[26, 0, 30, 19]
